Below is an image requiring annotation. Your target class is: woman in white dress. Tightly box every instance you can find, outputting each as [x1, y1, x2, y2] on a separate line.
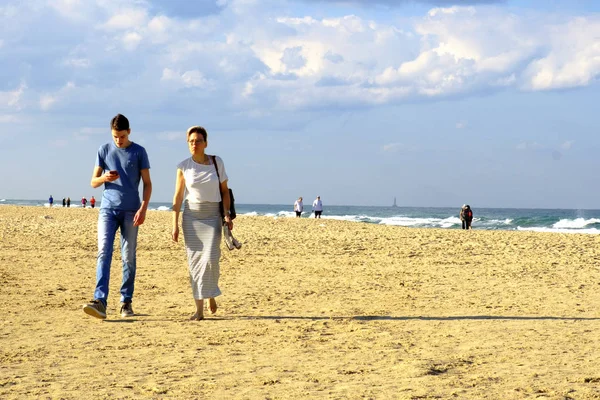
[171, 126, 233, 320]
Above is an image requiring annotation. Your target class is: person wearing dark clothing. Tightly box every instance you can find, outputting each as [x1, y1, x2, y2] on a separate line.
[62, 198, 66, 207]
[460, 205, 473, 230]
[66, 197, 71, 207]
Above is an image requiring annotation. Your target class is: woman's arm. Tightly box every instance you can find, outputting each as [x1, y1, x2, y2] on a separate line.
[220, 179, 233, 230]
[171, 169, 186, 242]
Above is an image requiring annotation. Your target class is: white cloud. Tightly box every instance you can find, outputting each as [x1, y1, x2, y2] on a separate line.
[74, 127, 106, 141]
[0, 114, 19, 123]
[0, 83, 27, 110]
[40, 95, 58, 111]
[522, 18, 600, 90]
[516, 141, 544, 151]
[4, 2, 600, 116]
[63, 57, 90, 68]
[122, 31, 143, 51]
[456, 121, 467, 129]
[560, 140, 574, 150]
[46, 0, 92, 21]
[382, 142, 413, 152]
[102, 9, 148, 31]
[39, 82, 76, 111]
[161, 68, 209, 88]
[157, 131, 183, 141]
[49, 139, 69, 148]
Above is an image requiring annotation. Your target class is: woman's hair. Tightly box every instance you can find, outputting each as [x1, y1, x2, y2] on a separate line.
[110, 114, 130, 131]
[186, 126, 208, 142]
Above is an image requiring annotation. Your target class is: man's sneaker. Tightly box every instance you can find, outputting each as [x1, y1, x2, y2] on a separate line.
[120, 302, 135, 317]
[83, 300, 107, 319]
[222, 224, 235, 250]
[232, 237, 242, 250]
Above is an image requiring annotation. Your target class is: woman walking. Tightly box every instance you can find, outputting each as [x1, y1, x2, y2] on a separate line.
[171, 126, 233, 320]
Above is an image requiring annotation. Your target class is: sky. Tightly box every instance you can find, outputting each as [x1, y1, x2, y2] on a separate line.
[1, 0, 599, 209]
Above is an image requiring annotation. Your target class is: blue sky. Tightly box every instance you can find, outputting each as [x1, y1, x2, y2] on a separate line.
[1, 0, 599, 208]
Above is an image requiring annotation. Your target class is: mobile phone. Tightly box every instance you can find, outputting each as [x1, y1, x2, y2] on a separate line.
[109, 170, 118, 175]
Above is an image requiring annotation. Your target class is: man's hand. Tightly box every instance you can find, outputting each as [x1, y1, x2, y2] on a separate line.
[133, 208, 147, 226]
[172, 225, 179, 242]
[104, 170, 119, 182]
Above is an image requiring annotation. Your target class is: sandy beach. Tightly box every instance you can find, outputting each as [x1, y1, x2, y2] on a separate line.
[1, 205, 600, 399]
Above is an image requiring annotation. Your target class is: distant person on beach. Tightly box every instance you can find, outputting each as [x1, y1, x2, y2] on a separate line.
[312, 196, 323, 218]
[90, 196, 96, 209]
[172, 125, 232, 321]
[294, 197, 303, 217]
[81, 197, 87, 208]
[48, 195, 53, 207]
[62, 198, 66, 207]
[460, 205, 473, 230]
[83, 114, 152, 320]
[66, 197, 71, 207]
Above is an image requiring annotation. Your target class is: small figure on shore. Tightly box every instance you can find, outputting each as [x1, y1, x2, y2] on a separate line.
[83, 113, 152, 320]
[90, 196, 96, 209]
[294, 197, 303, 218]
[66, 197, 71, 207]
[48, 195, 53, 207]
[460, 204, 473, 230]
[312, 196, 323, 218]
[81, 197, 87, 208]
[62, 198, 66, 207]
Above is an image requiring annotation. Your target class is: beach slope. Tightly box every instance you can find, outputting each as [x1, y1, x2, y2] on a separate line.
[1, 205, 600, 399]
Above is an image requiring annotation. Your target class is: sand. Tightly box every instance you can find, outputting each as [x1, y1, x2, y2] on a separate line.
[1, 205, 600, 399]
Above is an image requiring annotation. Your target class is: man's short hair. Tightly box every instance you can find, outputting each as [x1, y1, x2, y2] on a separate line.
[111, 114, 130, 131]
[187, 126, 208, 142]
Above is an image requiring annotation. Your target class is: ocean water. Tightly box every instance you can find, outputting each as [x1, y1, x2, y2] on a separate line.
[2, 198, 600, 234]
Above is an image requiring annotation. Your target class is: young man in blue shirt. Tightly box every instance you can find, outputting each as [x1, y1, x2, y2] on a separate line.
[83, 114, 152, 319]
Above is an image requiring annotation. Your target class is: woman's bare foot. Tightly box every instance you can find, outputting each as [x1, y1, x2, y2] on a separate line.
[208, 298, 218, 314]
[190, 312, 204, 321]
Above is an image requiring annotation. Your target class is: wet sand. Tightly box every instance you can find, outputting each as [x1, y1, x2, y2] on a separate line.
[1, 205, 600, 399]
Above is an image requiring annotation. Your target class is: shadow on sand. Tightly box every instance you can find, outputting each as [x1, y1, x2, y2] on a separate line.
[233, 315, 600, 322]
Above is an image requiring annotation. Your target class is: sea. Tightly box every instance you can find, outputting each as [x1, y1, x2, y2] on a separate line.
[2, 198, 600, 234]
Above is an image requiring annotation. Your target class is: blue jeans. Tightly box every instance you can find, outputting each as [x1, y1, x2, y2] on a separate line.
[94, 209, 138, 306]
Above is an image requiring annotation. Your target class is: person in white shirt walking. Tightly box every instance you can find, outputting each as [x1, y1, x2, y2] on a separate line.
[312, 196, 323, 218]
[293, 197, 304, 218]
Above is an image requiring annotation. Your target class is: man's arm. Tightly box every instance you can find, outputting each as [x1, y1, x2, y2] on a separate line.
[133, 169, 152, 226]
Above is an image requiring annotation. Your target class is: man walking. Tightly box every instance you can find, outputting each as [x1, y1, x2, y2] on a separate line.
[312, 196, 323, 218]
[294, 197, 303, 218]
[83, 114, 152, 319]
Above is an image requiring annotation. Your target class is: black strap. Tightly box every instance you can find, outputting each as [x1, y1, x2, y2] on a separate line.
[211, 155, 223, 195]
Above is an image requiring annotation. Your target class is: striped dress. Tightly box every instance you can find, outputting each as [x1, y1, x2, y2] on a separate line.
[182, 201, 222, 299]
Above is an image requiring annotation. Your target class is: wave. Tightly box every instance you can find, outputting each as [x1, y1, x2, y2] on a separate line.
[517, 226, 600, 234]
[552, 218, 600, 229]
[0, 199, 5, 202]
[379, 216, 461, 228]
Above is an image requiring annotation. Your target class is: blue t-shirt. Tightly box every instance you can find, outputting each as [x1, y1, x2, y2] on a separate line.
[95, 142, 150, 211]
